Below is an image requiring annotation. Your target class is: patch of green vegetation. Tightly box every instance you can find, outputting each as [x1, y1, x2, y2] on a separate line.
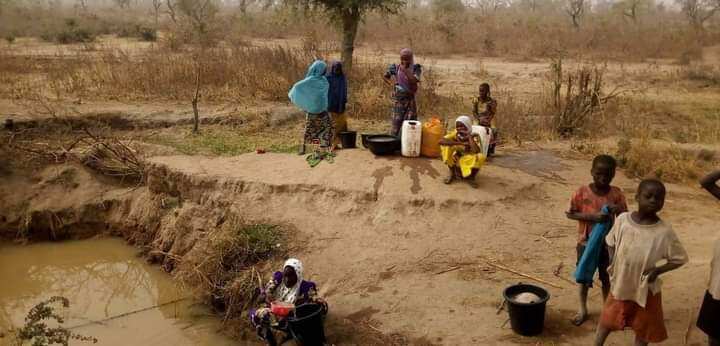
[239, 224, 284, 260]
[11, 296, 97, 346]
[151, 127, 297, 156]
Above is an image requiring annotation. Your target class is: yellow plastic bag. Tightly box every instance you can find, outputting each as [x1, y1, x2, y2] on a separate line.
[421, 116, 445, 158]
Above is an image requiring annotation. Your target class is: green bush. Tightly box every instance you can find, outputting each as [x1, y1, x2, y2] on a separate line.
[4, 34, 16, 44]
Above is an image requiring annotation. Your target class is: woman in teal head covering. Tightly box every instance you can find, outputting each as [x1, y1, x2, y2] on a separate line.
[290, 60, 333, 155]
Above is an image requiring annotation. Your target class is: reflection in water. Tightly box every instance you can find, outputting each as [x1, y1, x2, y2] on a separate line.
[0, 238, 247, 345]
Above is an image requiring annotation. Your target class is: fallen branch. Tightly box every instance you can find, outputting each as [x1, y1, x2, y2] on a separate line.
[485, 261, 564, 289]
[684, 307, 695, 345]
[435, 266, 461, 275]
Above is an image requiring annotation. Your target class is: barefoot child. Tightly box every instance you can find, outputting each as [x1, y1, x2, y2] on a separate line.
[566, 155, 628, 326]
[698, 171, 720, 346]
[595, 179, 689, 346]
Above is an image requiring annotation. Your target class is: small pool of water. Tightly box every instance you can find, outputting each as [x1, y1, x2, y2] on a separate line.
[0, 238, 245, 345]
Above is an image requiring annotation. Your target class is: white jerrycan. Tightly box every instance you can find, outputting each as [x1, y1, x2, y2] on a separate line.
[401, 120, 422, 157]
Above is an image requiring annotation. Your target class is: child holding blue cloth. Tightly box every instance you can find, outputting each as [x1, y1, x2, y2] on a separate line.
[566, 155, 627, 326]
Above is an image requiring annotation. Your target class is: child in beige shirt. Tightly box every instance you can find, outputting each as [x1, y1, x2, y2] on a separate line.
[595, 179, 688, 346]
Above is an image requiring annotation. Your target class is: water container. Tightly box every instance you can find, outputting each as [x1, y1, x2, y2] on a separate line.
[421, 117, 445, 158]
[401, 120, 422, 157]
[472, 125, 492, 157]
[288, 303, 326, 345]
[339, 131, 357, 149]
[503, 283, 550, 336]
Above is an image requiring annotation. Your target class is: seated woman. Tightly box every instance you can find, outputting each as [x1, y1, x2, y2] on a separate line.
[439, 116, 486, 188]
[250, 258, 327, 346]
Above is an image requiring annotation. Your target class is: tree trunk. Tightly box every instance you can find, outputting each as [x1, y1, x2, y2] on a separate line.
[192, 69, 201, 134]
[341, 7, 361, 72]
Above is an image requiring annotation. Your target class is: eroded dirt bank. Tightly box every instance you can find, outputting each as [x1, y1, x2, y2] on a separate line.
[1, 148, 717, 345]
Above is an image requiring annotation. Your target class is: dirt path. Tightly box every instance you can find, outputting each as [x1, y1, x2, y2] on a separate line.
[148, 147, 718, 345]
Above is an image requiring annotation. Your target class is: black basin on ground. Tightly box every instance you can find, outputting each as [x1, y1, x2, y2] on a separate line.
[362, 134, 400, 156]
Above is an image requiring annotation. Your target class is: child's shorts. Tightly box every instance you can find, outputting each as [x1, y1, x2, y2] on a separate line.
[697, 290, 720, 339]
[599, 292, 668, 343]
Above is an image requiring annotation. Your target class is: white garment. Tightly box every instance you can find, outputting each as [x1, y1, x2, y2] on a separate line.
[605, 212, 688, 307]
[275, 258, 304, 304]
[709, 237, 720, 300]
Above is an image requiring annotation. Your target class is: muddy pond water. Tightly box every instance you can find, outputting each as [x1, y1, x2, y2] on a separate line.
[0, 238, 247, 345]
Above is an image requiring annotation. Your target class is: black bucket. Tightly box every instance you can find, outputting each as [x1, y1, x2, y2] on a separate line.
[288, 303, 326, 345]
[503, 283, 550, 336]
[339, 131, 357, 149]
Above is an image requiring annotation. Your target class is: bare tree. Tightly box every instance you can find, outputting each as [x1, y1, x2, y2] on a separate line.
[165, 0, 178, 24]
[176, 0, 219, 39]
[76, 0, 88, 12]
[566, 0, 584, 28]
[114, 0, 131, 9]
[151, 0, 162, 26]
[677, 0, 720, 31]
[470, 0, 509, 14]
[191, 66, 201, 134]
[290, 0, 405, 72]
[238, 0, 255, 14]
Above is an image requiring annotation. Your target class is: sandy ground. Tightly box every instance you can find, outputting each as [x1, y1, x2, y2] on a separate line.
[147, 147, 718, 345]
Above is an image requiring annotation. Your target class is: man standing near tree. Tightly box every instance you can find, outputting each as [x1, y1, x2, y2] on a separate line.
[383, 48, 422, 136]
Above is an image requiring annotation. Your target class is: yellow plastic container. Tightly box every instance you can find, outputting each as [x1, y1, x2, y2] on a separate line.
[421, 116, 445, 158]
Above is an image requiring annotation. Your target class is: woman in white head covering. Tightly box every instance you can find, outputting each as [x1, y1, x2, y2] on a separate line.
[250, 258, 327, 344]
[438, 115, 486, 188]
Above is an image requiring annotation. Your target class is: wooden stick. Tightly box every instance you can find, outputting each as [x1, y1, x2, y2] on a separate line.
[435, 266, 461, 275]
[485, 261, 564, 289]
[683, 307, 694, 345]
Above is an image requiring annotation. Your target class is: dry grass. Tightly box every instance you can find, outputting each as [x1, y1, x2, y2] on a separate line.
[174, 217, 286, 320]
[615, 135, 717, 183]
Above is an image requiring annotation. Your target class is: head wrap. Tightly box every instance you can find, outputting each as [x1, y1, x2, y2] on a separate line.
[326, 60, 347, 113]
[288, 60, 329, 114]
[276, 258, 304, 304]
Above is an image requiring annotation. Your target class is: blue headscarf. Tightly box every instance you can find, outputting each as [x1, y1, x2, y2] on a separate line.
[289, 60, 329, 114]
[326, 61, 347, 114]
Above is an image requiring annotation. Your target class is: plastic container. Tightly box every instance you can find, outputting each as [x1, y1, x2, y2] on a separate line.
[271, 301, 295, 318]
[503, 283, 550, 336]
[288, 303, 326, 345]
[421, 117, 444, 158]
[339, 131, 357, 149]
[365, 135, 400, 155]
[472, 125, 492, 157]
[401, 120, 422, 157]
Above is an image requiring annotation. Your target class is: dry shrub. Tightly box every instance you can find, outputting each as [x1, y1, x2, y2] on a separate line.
[80, 137, 144, 184]
[615, 135, 716, 183]
[681, 64, 720, 85]
[174, 218, 286, 320]
[495, 92, 555, 143]
[544, 59, 623, 138]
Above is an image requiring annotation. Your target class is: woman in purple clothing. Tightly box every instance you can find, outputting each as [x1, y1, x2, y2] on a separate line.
[250, 258, 327, 345]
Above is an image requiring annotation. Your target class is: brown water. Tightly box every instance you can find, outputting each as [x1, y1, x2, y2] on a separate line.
[0, 238, 244, 346]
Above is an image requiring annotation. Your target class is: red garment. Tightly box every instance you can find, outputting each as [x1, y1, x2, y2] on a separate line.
[569, 185, 627, 244]
[600, 292, 668, 343]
